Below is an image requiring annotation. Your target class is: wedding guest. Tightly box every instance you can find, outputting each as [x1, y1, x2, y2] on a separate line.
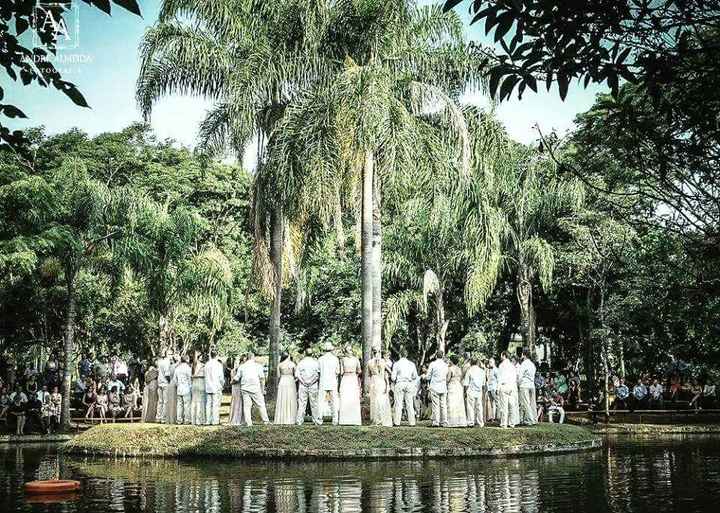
[463, 357, 485, 427]
[95, 385, 108, 423]
[229, 355, 245, 426]
[204, 350, 225, 425]
[174, 355, 193, 424]
[165, 355, 179, 424]
[8, 394, 26, 435]
[485, 358, 498, 422]
[518, 349, 537, 426]
[83, 383, 98, 421]
[632, 379, 648, 410]
[427, 351, 449, 427]
[391, 348, 418, 426]
[612, 379, 630, 410]
[446, 355, 467, 427]
[497, 351, 518, 428]
[338, 346, 362, 425]
[156, 351, 171, 422]
[123, 384, 141, 420]
[190, 354, 206, 425]
[649, 379, 664, 409]
[295, 348, 321, 425]
[274, 352, 298, 425]
[318, 342, 341, 425]
[548, 391, 565, 423]
[142, 365, 159, 423]
[238, 351, 270, 426]
[368, 348, 392, 426]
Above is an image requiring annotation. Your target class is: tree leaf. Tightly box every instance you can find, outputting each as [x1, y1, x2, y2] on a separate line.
[0, 104, 28, 119]
[112, 0, 142, 16]
[442, 0, 465, 12]
[558, 73, 569, 100]
[59, 81, 90, 108]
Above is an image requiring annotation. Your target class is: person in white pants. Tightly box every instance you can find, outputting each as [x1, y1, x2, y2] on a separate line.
[173, 355, 193, 424]
[391, 350, 418, 426]
[497, 351, 518, 428]
[237, 352, 270, 426]
[463, 357, 486, 427]
[295, 348, 321, 425]
[517, 349, 537, 425]
[317, 343, 340, 425]
[156, 352, 171, 423]
[204, 351, 225, 425]
[427, 351, 449, 427]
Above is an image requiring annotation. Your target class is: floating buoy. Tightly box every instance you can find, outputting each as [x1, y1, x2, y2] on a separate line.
[25, 492, 80, 504]
[25, 480, 81, 495]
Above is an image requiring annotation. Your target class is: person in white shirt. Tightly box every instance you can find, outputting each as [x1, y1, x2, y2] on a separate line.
[485, 358, 498, 422]
[426, 351, 449, 427]
[204, 351, 225, 425]
[295, 348, 321, 425]
[156, 351, 171, 423]
[648, 379, 664, 409]
[237, 352, 270, 426]
[173, 355, 193, 424]
[391, 349, 418, 426]
[517, 349, 537, 426]
[317, 342, 341, 425]
[463, 357, 486, 427]
[497, 351, 518, 428]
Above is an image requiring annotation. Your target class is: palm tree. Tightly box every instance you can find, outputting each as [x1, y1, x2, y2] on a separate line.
[137, 0, 338, 389]
[268, 1, 485, 382]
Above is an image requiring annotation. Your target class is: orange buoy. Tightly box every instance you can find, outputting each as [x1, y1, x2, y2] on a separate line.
[25, 492, 80, 504]
[25, 480, 81, 494]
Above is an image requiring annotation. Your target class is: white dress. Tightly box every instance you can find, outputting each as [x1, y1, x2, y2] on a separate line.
[368, 358, 392, 426]
[190, 363, 206, 425]
[229, 366, 244, 426]
[274, 360, 298, 425]
[338, 356, 362, 425]
[447, 365, 467, 427]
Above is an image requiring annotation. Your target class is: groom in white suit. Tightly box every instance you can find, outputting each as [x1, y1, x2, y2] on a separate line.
[317, 342, 340, 425]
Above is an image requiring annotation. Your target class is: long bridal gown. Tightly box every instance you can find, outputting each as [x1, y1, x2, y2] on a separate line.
[446, 365, 467, 427]
[338, 356, 362, 425]
[274, 359, 298, 425]
[368, 358, 393, 426]
[229, 365, 244, 426]
[142, 367, 158, 423]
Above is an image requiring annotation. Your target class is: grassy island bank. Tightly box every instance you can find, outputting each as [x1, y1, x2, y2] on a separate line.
[63, 423, 602, 460]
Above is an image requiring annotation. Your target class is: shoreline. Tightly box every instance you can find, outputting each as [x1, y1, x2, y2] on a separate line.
[62, 423, 602, 460]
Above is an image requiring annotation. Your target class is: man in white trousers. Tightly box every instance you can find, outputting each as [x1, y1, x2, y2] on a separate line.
[296, 348, 321, 425]
[173, 355, 193, 424]
[156, 351, 171, 423]
[391, 349, 418, 426]
[204, 350, 224, 425]
[237, 351, 270, 426]
[427, 350, 449, 427]
[518, 349, 537, 425]
[317, 342, 340, 425]
[497, 351, 518, 428]
[463, 357, 486, 427]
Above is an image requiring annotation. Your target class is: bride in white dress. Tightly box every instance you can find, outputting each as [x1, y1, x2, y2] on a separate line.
[338, 346, 362, 425]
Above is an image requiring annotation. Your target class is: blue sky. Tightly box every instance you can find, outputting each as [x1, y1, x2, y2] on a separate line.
[7, 0, 607, 169]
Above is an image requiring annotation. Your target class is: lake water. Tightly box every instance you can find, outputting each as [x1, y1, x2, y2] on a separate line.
[1, 435, 718, 512]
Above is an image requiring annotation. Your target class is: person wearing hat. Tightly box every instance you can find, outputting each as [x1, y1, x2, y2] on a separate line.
[318, 342, 341, 425]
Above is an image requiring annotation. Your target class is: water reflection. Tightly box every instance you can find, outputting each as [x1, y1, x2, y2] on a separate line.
[1, 436, 719, 513]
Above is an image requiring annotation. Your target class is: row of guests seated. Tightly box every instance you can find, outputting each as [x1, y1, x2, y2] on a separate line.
[611, 376, 716, 411]
[0, 384, 62, 435]
[80, 380, 142, 422]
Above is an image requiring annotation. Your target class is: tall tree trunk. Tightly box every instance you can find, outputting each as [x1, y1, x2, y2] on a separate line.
[361, 151, 375, 392]
[371, 172, 382, 352]
[517, 264, 536, 348]
[498, 296, 520, 353]
[60, 274, 76, 430]
[268, 207, 284, 399]
[159, 313, 171, 355]
[436, 290, 448, 354]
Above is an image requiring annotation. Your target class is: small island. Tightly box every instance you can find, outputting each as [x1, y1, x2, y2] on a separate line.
[63, 423, 602, 460]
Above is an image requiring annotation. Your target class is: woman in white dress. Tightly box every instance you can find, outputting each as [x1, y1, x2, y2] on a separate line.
[446, 356, 467, 427]
[338, 346, 362, 425]
[274, 352, 298, 424]
[368, 349, 392, 426]
[165, 355, 178, 424]
[190, 354, 206, 425]
[229, 355, 245, 426]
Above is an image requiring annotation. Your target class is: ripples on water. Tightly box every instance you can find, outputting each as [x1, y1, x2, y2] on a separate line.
[1, 435, 718, 513]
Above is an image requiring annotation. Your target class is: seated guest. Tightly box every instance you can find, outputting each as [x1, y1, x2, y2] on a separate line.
[702, 382, 716, 409]
[547, 392, 565, 424]
[567, 380, 581, 410]
[25, 393, 43, 433]
[25, 375, 39, 399]
[83, 384, 98, 421]
[0, 385, 10, 422]
[44, 352, 61, 389]
[555, 371, 569, 398]
[536, 390, 549, 423]
[689, 381, 704, 411]
[50, 386, 62, 430]
[123, 384, 141, 420]
[669, 373, 681, 402]
[8, 394, 27, 435]
[95, 386, 108, 423]
[649, 379, 664, 409]
[40, 387, 54, 433]
[112, 354, 129, 384]
[632, 379, 648, 410]
[108, 386, 124, 421]
[9, 385, 28, 405]
[612, 379, 629, 410]
[78, 352, 94, 381]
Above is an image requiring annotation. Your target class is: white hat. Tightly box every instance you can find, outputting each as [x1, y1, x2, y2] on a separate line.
[323, 342, 335, 351]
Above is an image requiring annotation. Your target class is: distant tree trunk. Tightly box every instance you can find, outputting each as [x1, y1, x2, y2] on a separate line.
[517, 264, 536, 348]
[361, 151, 375, 392]
[159, 313, 171, 355]
[372, 173, 382, 352]
[60, 272, 76, 430]
[436, 289, 448, 354]
[498, 297, 520, 353]
[268, 207, 284, 399]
